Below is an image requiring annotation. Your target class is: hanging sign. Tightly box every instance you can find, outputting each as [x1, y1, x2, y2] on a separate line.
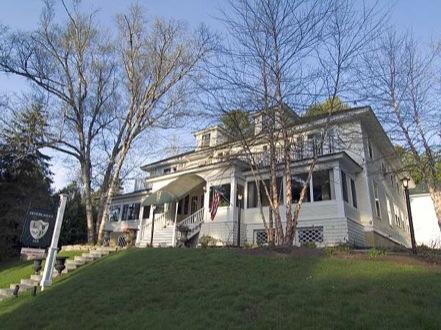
[21, 208, 56, 249]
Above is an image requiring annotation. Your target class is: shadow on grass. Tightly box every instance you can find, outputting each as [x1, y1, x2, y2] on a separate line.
[1, 248, 440, 329]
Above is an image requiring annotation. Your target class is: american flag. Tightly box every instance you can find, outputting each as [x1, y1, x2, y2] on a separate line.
[210, 189, 221, 221]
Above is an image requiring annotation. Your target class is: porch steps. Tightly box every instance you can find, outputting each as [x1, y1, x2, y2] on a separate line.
[0, 246, 120, 302]
[138, 225, 175, 247]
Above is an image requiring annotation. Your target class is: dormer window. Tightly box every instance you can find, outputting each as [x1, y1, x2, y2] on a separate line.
[201, 133, 210, 148]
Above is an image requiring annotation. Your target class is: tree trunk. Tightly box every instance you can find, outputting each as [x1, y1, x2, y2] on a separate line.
[428, 184, 441, 230]
[81, 161, 95, 244]
[97, 144, 131, 243]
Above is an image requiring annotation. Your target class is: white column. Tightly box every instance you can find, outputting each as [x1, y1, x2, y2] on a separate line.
[172, 201, 179, 247]
[333, 166, 345, 217]
[136, 205, 144, 245]
[230, 175, 238, 246]
[204, 181, 210, 222]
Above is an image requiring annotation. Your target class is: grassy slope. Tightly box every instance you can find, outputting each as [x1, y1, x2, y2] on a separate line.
[0, 251, 84, 289]
[0, 248, 441, 329]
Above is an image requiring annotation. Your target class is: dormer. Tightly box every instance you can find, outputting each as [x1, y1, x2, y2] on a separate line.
[194, 125, 228, 150]
[253, 104, 299, 135]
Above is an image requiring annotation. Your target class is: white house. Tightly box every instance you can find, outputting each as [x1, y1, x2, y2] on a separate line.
[410, 193, 441, 248]
[105, 106, 412, 248]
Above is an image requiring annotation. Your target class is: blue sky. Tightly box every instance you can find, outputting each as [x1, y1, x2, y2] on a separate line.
[1, 0, 441, 190]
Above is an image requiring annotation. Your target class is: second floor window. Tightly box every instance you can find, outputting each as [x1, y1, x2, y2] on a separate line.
[201, 133, 210, 147]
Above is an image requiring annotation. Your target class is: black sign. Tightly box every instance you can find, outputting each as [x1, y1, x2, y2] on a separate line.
[21, 208, 56, 248]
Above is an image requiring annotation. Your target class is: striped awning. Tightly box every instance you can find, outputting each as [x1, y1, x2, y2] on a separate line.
[142, 174, 205, 206]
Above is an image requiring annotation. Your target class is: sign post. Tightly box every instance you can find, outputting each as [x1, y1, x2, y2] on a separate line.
[40, 194, 68, 290]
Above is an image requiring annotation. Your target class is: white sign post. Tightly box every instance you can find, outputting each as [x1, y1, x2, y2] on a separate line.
[40, 194, 68, 290]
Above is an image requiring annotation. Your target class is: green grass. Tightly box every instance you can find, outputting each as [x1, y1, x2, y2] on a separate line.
[0, 250, 84, 289]
[1, 248, 441, 329]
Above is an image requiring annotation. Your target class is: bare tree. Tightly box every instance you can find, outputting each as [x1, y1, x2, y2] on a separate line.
[95, 5, 214, 242]
[205, 0, 386, 246]
[359, 30, 441, 228]
[0, 1, 118, 243]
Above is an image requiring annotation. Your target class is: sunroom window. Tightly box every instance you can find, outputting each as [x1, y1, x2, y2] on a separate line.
[292, 174, 310, 203]
[312, 170, 332, 201]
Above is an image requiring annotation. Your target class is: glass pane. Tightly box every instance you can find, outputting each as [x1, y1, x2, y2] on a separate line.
[291, 174, 310, 203]
[341, 171, 348, 202]
[313, 170, 331, 201]
[247, 181, 258, 208]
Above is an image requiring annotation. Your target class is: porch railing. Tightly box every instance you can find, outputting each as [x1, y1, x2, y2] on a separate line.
[177, 207, 205, 242]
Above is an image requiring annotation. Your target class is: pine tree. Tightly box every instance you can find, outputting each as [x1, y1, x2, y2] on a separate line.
[0, 104, 53, 260]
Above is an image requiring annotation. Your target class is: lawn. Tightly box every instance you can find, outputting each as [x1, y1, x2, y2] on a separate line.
[0, 250, 84, 289]
[0, 248, 441, 329]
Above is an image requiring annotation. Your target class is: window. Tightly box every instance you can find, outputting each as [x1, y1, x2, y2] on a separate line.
[350, 179, 357, 208]
[142, 205, 151, 219]
[308, 133, 323, 157]
[125, 203, 140, 220]
[341, 171, 348, 203]
[109, 205, 120, 222]
[373, 182, 381, 218]
[292, 174, 310, 203]
[121, 204, 129, 221]
[260, 178, 283, 206]
[201, 133, 210, 147]
[327, 128, 335, 153]
[293, 136, 304, 160]
[209, 184, 231, 207]
[247, 181, 258, 208]
[247, 179, 282, 208]
[298, 226, 324, 245]
[394, 204, 399, 226]
[386, 197, 393, 226]
[368, 140, 373, 159]
[200, 194, 204, 208]
[313, 170, 332, 201]
[163, 168, 171, 174]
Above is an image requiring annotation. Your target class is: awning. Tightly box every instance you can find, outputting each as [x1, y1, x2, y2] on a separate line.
[142, 174, 205, 206]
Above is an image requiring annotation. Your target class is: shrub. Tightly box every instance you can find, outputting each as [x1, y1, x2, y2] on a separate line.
[302, 241, 317, 249]
[368, 248, 386, 258]
[199, 235, 218, 248]
[324, 243, 353, 256]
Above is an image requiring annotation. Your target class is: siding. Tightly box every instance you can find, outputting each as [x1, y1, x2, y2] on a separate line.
[347, 218, 366, 247]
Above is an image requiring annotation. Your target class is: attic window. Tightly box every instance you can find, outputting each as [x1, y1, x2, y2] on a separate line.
[201, 133, 210, 147]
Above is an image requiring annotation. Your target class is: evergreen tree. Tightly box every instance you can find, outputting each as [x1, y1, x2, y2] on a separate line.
[0, 105, 53, 260]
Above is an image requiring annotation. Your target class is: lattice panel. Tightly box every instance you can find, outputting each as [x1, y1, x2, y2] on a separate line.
[254, 230, 268, 246]
[117, 235, 127, 248]
[298, 226, 323, 244]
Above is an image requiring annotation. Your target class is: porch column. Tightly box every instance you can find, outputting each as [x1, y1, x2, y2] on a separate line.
[230, 174, 238, 246]
[333, 166, 345, 217]
[172, 201, 179, 247]
[135, 205, 144, 245]
[204, 181, 210, 222]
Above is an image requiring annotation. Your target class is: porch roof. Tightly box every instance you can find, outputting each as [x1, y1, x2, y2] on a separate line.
[141, 174, 205, 206]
